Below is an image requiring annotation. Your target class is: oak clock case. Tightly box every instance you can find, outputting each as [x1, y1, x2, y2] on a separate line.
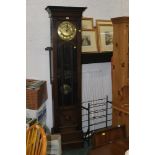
[45, 6, 86, 148]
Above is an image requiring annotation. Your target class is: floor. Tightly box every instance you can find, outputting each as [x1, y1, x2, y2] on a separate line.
[63, 147, 90, 155]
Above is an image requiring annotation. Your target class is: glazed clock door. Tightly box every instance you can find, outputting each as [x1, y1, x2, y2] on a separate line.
[56, 41, 82, 134]
[57, 43, 78, 107]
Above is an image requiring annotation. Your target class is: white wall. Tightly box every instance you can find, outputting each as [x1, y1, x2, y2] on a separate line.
[26, 0, 129, 129]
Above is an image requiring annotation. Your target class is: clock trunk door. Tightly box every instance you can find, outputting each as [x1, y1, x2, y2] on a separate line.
[57, 43, 78, 106]
[56, 42, 82, 131]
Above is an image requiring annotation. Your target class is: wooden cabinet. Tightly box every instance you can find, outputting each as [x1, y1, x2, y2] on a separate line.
[111, 17, 129, 137]
[45, 6, 86, 149]
[89, 139, 129, 155]
[92, 125, 126, 148]
[112, 106, 129, 137]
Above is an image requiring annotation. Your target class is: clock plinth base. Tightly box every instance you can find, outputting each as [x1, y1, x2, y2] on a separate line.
[62, 139, 84, 150]
[61, 129, 84, 150]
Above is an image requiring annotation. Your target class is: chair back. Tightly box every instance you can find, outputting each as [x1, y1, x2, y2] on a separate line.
[26, 124, 47, 155]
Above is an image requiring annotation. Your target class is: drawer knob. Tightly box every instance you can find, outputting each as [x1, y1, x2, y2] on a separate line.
[102, 132, 106, 136]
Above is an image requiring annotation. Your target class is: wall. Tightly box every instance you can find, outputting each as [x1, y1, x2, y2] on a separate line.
[26, 0, 129, 129]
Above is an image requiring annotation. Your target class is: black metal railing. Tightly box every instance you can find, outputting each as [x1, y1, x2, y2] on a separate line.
[81, 96, 112, 142]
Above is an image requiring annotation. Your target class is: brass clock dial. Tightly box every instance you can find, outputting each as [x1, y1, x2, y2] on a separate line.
[57, 21, 77, 41]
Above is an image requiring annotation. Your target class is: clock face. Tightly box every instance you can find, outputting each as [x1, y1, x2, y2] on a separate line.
[57, 21, 77, 41]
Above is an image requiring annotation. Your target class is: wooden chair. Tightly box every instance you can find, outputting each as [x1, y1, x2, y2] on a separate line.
[26, 124, 47, 155]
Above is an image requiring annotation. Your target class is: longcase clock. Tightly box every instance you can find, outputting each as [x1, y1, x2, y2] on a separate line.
[45, 6, 86, 148]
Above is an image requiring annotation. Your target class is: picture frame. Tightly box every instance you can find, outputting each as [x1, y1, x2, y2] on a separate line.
[96, 19, 112, 26]
[97, 24, 113, 52]
[82, 29, 98, 53]
[82, 17, 94, 30]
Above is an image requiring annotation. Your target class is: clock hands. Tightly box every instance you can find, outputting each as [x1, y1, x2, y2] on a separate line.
[65, 23, 70, 33]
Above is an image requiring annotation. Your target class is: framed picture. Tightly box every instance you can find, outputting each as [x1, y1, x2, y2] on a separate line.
[82, 29, 98, 53]
[97, 24, 113, 52]
[96, 19, 112, 26]
[82, 17, 94, 30]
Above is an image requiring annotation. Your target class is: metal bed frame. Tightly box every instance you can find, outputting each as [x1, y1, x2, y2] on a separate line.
[81, 96, 112, 144]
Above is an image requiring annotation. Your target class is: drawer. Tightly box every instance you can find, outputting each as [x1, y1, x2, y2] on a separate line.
[92, 131, 107, 147]
[92, 125, 126, 148]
